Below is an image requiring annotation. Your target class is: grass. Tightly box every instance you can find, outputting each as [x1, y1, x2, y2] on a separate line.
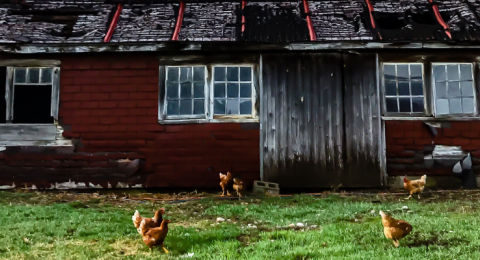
[0, 190, 480, 259]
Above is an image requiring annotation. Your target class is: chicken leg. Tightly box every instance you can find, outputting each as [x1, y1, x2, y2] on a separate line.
[162, 246, 169, 254]
[393, 239, 400, 248]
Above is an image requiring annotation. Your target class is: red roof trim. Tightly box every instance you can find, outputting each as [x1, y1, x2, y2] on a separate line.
[428, 0, 452, 39]
[172, 0, 186, 41]
[302, 0, 316, 41]
[103, 3, 123, 43]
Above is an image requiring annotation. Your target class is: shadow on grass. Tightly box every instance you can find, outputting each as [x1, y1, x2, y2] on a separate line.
[406, 233, 469, 248]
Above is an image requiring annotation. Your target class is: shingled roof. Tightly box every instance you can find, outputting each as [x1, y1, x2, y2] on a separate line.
[1, 0, 480, 45]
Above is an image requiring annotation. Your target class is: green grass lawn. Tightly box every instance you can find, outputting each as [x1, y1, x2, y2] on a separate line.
[0, 190, 479, 260]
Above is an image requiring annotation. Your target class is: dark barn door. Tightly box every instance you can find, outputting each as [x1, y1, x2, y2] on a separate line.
[261, 53, 382, 188]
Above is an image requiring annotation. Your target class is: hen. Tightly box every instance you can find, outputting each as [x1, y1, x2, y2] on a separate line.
[233, 178, 246, 197]
[219, 172, 233, 196]
[132, 208, 165, 236]
[379, 210, 412, 248]
[141, 219, 171, 253]
[404, 175, 427, 199]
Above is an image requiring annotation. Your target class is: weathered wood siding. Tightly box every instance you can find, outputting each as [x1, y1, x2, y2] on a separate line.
[261, 53, 344, 187]
[261, 53, 382, 188]
[342, 54, 382, 187]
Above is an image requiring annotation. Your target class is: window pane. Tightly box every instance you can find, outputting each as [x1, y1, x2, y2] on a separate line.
[226, 99, 239, 114]
[193, 83, 204, 98]
[462, 98, 475, 113]
[447, 65, 459, 81]
[385, 80, 396, 96]
[167, 67, 179, 82]
[227, 83, 239, 98]
[449, 98, 462, 114]
[41, 68, 52, 83]
[434, 65, 446, 82]
[436, 99, 449, 115]
[214, 67, 226, 81]
[180, 67, 192, 83]
[398, 81, 409, 96]
[460, 81, 474, 96]
[214, 99, 226, 114]
[410, 65, 422, 80]
[167, 100, 179, 115]
[412, 97, 424, 112]
[214, 83, 225, 98]
[28, 68, 40, 83]
[15, 68, 26, 83]
[193, 67, 205, 82]
[399, 97, 411, 112]
[180, 100, 192, 115]
[240, 67, 252, 81]
[460, 64, 473, 81]
[397, 65, 408, 81]
[435, 82, 447, 99]
[166, 83, 178, 99]
[385, 98, 398, 112]
[411, 81, 423, 95]
[180, 83, 192, 99]
[384, 65, 396, 80]
[227, 67, 239, 81]
[240, 99, 252, 114]
[12, 85, 53, 124]
[193, 99, 204, 114]
[447, 82, 460, 97]
[240, 83, 252, 98]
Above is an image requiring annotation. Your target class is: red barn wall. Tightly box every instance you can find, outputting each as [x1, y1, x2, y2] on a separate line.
[386, 120, 480, 176]
[0, 54, 260, 188]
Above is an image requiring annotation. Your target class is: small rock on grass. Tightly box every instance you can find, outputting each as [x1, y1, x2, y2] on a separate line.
[216, 217, 225, 222]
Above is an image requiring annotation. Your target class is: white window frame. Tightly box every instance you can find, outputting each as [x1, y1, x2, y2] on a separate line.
[162, 65, 209, 121]
[158, 63, 258, 124]
[0, 60, 69, 147]
[211, 64, 256, 120]
[431, 62, 477, 118]
[381, 62, 427, 116]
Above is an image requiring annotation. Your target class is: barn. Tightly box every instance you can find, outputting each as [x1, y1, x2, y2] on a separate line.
[0, 0, 479, 189]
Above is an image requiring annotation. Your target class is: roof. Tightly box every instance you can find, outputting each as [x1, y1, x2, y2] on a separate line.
[0, 0, 480, 45]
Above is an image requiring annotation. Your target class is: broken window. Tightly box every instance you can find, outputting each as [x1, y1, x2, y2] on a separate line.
[1, 66, 60, 124]
[432, 63, 476, 116]
[160, 64, 258, 123]
[165, 66, 206, 118]
[213, 66, 253, 115]
[383, 63, 425, 114]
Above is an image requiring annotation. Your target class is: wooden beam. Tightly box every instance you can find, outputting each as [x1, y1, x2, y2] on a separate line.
[103, 3, 123, 43]
[302, 0, 316, 41]
[241, 0, 247, 33]
[172, 0, 186, 41]
[364, 0, 382, 40]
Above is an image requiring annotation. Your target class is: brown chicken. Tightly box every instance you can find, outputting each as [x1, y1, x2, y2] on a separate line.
[379, 210, 412, 248]
[219, 172, 233, 196]
[132, 208, 165, 236]
[141, 219, 171, 253]
[404, 175, 427, 199]
[233, 178, 246, 197]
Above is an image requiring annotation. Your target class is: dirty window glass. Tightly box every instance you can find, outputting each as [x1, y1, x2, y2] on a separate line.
[433, 63, 475, 116]
[383, 63, 424, 113]
[165, 66, 206, 116]
[213, 66, 253, 115]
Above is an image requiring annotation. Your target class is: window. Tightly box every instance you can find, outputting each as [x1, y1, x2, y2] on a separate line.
[160, 64, 257, 123]
[383, 63, 424, 114]
[432, 63, 475, 116]
[165, 66, 206, 119]
[1, 65, 60, 124]
[213, 66, 253, 115]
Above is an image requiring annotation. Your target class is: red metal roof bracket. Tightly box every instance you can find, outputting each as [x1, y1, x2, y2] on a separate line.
[172, 0, 186, 41]
[302, 0, 316, 41]
[241, 0, 247, 33]
[428, 0, 452, 39]
[364, 0, 381, 40]
[103, 3, 123, 43]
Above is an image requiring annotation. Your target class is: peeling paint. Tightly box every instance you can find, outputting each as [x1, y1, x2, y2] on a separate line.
[0, 183, 15, 189]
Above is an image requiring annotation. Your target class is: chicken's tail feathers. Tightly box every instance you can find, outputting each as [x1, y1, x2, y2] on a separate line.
[132, 210, 140, 221]
[421, 174, 427, 181]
